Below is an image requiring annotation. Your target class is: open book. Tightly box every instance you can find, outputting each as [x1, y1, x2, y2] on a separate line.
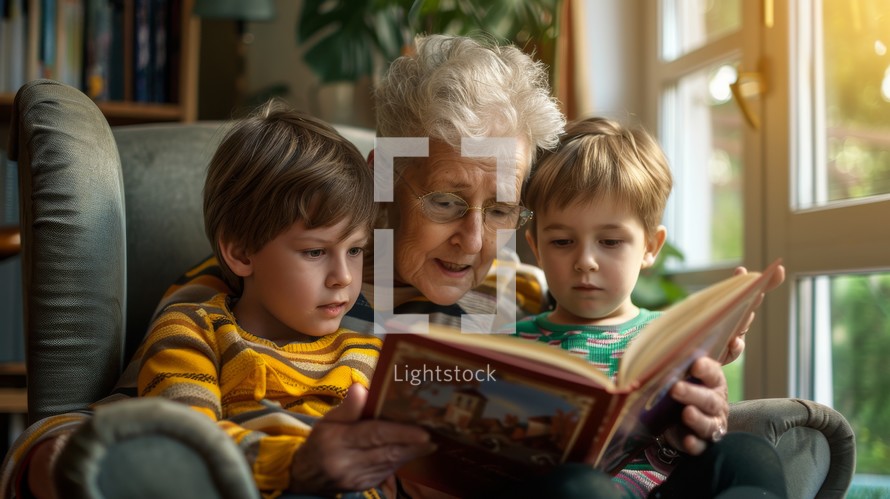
[362, 260, 782, 497]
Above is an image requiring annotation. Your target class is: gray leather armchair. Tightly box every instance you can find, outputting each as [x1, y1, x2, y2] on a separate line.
[5, 79, 855, 498]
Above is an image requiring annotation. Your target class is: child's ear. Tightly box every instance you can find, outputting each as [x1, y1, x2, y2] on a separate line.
[219, 237, 254, 277]
[525, 228, 541, 265]
[642, 225, 667, 268]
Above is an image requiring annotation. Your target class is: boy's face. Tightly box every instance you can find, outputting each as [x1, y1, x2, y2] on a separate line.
[229, 219, 368, 342]
[527, 195, 666, 326]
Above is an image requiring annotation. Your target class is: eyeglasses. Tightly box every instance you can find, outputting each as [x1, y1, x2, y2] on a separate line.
[405, 182, 533, 231]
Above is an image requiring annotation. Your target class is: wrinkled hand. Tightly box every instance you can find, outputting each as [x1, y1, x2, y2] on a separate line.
[289, 384, 435, 495]
[664, 357, 729, 455]
[721, 264, 786, 365]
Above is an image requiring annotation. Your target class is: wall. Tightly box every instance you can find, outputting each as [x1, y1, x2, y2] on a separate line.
[577, 0, 645, 125]
[244, 0, 375, 128]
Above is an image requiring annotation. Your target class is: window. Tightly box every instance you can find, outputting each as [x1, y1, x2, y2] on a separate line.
[647, 0, 890, 489]
[661, 61, 744, 268]
[795, 0, 890, 207]
[647, 1, 749, 401]
[795, 272, 890, 482]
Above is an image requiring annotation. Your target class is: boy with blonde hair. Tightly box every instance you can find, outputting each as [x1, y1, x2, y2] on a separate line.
[518, 117, 670, 377]
[515, 117, 785, 498]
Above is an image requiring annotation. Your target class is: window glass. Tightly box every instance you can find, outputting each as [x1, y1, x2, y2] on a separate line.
[797, 0, 890, 207]
[723, 352, 744, 403]
[661, 0, 741, 60]
[661, 62, 744, 269]
[796, 272, 890, 492]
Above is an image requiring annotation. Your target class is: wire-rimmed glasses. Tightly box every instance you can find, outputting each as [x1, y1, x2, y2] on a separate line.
[405, 182, 533, 231]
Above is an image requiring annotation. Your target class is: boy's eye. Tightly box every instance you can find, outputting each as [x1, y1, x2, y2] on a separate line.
[303, 249, 324, 258]
[550, 239, 573, 247]
[601, 239, 623, 248]
[348, 247, 364, 256]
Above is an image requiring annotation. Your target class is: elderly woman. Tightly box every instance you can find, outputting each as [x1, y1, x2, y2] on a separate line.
[286, 35, 785, 498]
[10, 34, 785, 499]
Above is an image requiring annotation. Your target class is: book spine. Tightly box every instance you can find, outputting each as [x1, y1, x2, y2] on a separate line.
[149, 0, 166, 102]
[164, 0, 179, 103]
[83, 0, 111, 100]
[38, 0, 55, 79]
[106, 0, 124, 99]
[2, 0, 29, 93]
[132, 0, 148, 101]
[25, 0, 41, 81]
[0, 0, 8, 93]
[56, 0, 84, 90]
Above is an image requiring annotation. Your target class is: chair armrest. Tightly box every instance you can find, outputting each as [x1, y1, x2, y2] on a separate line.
[0, 226, 20, 261]
[729, 398, 856, 499]
[55, 398, 260, 499]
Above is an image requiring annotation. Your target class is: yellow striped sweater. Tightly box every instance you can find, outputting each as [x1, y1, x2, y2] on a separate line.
[137, 292, 381, 495]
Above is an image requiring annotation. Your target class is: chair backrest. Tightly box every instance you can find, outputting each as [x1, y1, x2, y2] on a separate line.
[11, 80, 129, 423]
[12, 80, 225, 422]
[114, 123, 222, 364]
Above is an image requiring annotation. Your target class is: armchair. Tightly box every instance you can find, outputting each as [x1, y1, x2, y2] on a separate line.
[4, 79, 854, 498]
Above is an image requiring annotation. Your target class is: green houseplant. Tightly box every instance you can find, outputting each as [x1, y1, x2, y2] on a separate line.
[296, 0, 561, 85]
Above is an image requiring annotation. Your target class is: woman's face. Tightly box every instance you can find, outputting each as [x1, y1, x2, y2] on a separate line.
[391, 139, 530, 305]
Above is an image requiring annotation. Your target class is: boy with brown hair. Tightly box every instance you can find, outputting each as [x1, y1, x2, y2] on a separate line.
[135, 102, 387, 497]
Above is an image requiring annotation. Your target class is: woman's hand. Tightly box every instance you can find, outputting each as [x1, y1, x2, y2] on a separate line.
[721, 264, 786, 365]
[288, 384, 435, 495]
[664, 357, 730, 456]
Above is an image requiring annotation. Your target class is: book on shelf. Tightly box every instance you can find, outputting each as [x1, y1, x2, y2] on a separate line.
[362, 260, 782, 497]
[0, 0, 29, 93]
[84, 0, 112, 100]
[56, 0, 83, 89]
[132, 0, 149, 102]
[38, 0, 56, 80]
[1, 0, 184, 107]
[149, 0, 167, 103]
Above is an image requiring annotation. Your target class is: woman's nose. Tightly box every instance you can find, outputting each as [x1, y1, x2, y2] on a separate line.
[450, 209, 485, 254]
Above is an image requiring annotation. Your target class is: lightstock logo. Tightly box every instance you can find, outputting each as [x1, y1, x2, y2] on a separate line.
[372, 137, 522, 335]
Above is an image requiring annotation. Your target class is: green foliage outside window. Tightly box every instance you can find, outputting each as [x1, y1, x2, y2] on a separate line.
[631, 240, 687, 311]
[830, 273, 890, 475]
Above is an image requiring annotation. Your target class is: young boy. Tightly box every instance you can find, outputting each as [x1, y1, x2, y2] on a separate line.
[516, 116, 672, 497]
[518, 117, 670, 372]
[135, 102, 382, 497]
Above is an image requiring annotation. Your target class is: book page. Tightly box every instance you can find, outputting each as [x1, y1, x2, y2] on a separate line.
[593, 298, 761, 471]
[618, 262, 780, 387]
[589, 261, 781, 470]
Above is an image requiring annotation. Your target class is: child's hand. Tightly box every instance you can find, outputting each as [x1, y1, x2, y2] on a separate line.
[721, 264, 786, 365]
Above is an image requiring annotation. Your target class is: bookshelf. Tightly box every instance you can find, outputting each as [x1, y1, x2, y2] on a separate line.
[0, 0, 201, 127]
